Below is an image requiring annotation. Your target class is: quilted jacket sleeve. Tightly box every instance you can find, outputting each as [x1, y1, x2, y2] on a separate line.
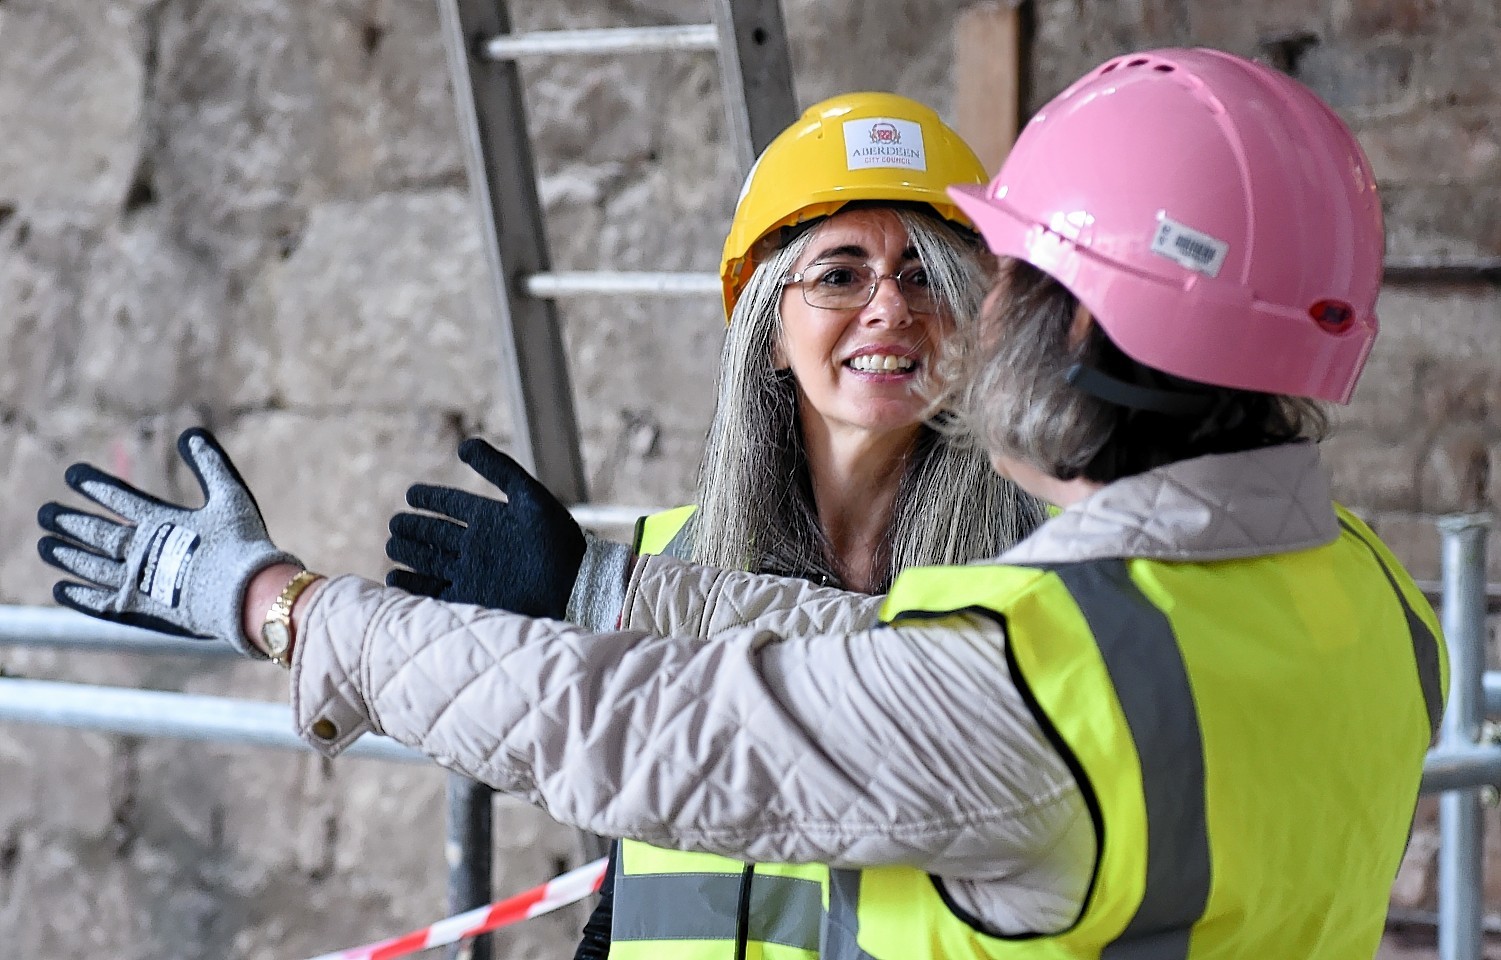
[290, 574, 1081, 880]
[621, 553, 887, 638]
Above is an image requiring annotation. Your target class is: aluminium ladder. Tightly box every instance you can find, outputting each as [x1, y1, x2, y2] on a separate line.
[433, 3, 798, 957]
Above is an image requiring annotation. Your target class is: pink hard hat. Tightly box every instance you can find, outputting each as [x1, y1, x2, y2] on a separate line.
[949, 47, 1384, 403]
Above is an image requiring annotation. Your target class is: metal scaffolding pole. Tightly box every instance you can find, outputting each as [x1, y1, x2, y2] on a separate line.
[1437, 514, 1493, 960]
[0, 677, 425, 763]
[1424, 746, 1501, 794]
[0, 605, 239, 657]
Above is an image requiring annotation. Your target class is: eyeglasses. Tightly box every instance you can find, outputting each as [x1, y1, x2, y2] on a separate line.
[782, 263, 938, 314]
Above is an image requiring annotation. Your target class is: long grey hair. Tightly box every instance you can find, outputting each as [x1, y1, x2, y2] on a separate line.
[687, 207, 1041, 590]
[944, 258, 1329, 485]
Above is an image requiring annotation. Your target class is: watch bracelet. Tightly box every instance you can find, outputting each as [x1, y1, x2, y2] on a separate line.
[264, 569, 324, 666]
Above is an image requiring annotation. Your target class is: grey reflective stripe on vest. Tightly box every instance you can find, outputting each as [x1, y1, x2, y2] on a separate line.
[822, 869, 877, 960]
[1054, 560, 1211, 960]
[1338, 518, 1445, 740]
[613, 867, 823, 950]
[660, 513, 696, 561]
[662, 527, 692, 560]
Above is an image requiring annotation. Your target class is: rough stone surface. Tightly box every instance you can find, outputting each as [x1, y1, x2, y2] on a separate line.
[0, 210, 92, 413]
[1357, 105, 1501, 187]
[73, 214, 242, 414]
[1, 2, 1498, 958]
[0, 2, 145, 218]
[244, 191, 499, 415]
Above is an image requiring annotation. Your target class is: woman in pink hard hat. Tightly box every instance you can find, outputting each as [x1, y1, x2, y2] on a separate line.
[915, 47, 1445, 955]
[41, 49, 1444, 957]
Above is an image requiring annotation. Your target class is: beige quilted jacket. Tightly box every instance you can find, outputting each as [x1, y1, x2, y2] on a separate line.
[290, 442, 1339, 934]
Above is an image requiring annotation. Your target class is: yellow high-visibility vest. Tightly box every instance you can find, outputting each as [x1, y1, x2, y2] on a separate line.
[611, 848, 829, 960]
[616, 505, 1444, 958]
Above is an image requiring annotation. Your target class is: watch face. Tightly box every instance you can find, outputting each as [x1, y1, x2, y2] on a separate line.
[261, 620, 291, 656]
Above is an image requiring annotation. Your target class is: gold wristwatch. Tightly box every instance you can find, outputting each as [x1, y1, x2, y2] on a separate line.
[261, 569, 324, 668]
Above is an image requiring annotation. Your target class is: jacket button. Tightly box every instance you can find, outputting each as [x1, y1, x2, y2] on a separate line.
[312, 718, 339, 741]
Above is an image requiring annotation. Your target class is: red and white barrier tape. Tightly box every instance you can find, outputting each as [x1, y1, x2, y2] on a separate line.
[304, 856, 608, 960]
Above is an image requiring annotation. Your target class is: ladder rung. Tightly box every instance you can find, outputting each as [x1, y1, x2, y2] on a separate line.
[525, 271, 719, 298]
[484, 25, 718, 60]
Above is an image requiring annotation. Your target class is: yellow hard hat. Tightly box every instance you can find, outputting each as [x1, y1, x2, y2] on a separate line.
[719, 91, 987, 321]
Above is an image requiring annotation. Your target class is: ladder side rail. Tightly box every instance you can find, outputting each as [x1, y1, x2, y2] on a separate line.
[439, 0, 589, 505]
[710, 0, 799, 174]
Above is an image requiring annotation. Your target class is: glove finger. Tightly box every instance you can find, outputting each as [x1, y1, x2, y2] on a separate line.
[64, 462, 177, 522]
[38, 536, 128, 591]
[404, 483, 487, 525]
[459, 439, 573, 518]
[385, 535, 451, 578]
[457, 438, 536, 498]
[53, 581, 200, 639]
[388, 511, 466, 554]
[38, 502, 132, 560]
[178, 428, 260, 513]
[53, 580, 115, 617]
[386, 568, 448, 597]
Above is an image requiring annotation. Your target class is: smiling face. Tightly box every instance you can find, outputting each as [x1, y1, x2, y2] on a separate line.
[774, 208, 952, 448]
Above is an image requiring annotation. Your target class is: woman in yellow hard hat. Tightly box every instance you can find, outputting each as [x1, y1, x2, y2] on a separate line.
[376, 91, 1040, 958]
[687, 90, 1037, 590]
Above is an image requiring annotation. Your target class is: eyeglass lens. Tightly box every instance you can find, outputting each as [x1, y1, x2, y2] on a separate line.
[799, 264, 937, 313]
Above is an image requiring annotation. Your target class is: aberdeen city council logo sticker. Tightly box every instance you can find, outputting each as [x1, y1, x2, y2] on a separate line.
[844, 117, 927, 171]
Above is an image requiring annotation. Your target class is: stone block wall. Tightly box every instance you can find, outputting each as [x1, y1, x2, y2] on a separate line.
[0, 0, 1496, 957]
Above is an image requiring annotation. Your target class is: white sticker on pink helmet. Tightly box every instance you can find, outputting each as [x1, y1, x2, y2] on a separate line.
[1150, 216, 1229, 278]
[843, 118, 927, 172]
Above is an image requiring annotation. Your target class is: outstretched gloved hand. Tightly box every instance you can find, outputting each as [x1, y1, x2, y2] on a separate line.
[36, 427, 300, 657]
[385, 438, 585, 619]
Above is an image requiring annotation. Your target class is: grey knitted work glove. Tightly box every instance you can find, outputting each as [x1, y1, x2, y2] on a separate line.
[36, 427, 300, 657]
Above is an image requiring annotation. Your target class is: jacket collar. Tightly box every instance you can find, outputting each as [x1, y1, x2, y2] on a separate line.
[1000, 442, 1338, 566]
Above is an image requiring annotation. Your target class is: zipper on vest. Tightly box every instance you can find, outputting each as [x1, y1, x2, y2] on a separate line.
[733, 863, 755, 960]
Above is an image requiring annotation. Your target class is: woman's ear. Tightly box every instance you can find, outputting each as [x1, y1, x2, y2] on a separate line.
[1067, 305, 1095, 349]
